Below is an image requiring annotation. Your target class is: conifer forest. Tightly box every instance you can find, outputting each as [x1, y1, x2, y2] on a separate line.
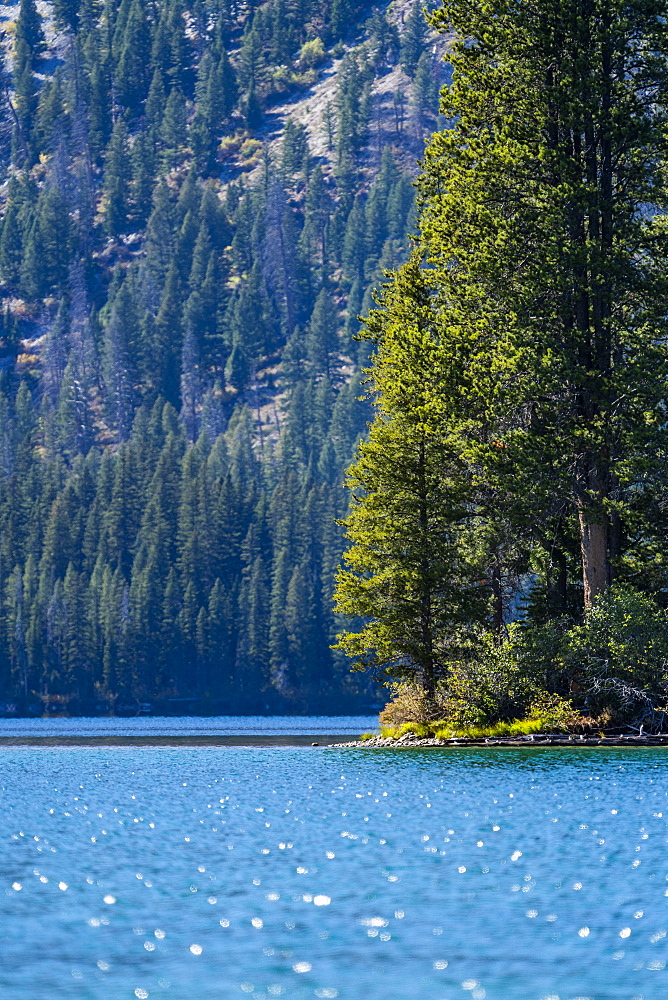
[0, 0, 443, 713]
[4, 0, 668, 734]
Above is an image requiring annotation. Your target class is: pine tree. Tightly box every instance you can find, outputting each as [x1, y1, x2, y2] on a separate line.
[180, 328, 201, 442]
[52, 0, 79, 32]
[20, 186, 71, 297]
[0, 307, 20, 355]
[341, 195, 366, 285]
[224, 337, 250, 391]
[131, 129, 156, 224]
[155, 263, 184, 406]
[0, 184, 26, 288]
[36, 69, 69, 154]
[307, 289, 340, 380]
[334, 258, 486, 694]
[57, 353, 95, 457]
[322, 102, 336, 151]
[165, 0, 193, 91]
[368, 11, 400, 67]
[88, 59, 112, 162]
[160, 87, 188, 165]
[238, 27, 264, 92]
[281, 119, 310, 178]
[13, 37, 38, 155]
[44, 297, 70, 403]
[113, 0, 151, 114]
[330, 0, 352, 41]
[15, 0, 44, 60]
[245, 83, 263, 130]
[411, 52, 440, 139]
[217, 49, 237, 119]
[235, 537, 270, 701]
[143, 178, 176, 287]
[262, 180, 298, 335]
[417, 0, 668, 608]
[104, 120, 130, 236]
[191, 49, 236, 173]
[145, 68, 167, 130]
[400, 0, 428, 77]
[103, 280, 139, 441]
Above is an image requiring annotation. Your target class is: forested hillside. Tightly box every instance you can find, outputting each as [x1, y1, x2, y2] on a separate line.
[0, 0, 445, 713]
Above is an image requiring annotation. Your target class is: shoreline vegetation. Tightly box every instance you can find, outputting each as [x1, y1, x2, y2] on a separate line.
[334, 0, 668, 738]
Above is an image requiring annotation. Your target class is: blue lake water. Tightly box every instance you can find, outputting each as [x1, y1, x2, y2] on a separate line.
[1, 720, 667, 1000]
[0, 715, 378, 742]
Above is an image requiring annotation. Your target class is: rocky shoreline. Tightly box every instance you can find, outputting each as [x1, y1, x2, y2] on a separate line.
[331, 732, 668, 748]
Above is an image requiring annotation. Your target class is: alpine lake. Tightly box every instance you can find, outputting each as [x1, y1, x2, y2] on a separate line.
[1, 716, 667, 1000]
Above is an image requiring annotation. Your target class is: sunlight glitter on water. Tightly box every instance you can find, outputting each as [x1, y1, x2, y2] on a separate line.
[1, 743, 668, 998]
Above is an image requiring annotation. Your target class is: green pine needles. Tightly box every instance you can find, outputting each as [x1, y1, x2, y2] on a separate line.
[335, 0, 668, 729]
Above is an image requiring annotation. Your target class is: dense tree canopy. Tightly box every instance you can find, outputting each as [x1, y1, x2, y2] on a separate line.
[336, 0, 668, 731]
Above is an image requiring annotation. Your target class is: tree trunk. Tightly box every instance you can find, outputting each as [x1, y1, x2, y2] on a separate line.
[417, 437, 435, 703]
[578, 505, 609, 608]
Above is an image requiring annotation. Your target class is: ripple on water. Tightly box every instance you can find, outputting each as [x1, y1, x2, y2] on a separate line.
[1, 743, 668, 998]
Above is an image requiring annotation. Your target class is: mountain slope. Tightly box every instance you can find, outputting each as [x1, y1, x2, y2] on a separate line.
[0, 0, 448, 715]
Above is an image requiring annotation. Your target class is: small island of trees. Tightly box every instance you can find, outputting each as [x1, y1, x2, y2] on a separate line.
[335, 0, 668, 738]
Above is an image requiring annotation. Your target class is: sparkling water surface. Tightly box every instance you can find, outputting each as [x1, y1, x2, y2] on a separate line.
[1, 727, 667, 999]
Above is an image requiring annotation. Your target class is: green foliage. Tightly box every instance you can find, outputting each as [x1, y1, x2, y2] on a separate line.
[564, 586, 668, 686]
[400, 0, 427, 77]
[299, 37, 326, 69]
[330, 0, 352, 41]
[15, 0, 44, 57]
[419, 0, 668, 611]
[104, 121, 130, 236]
[380, 682, 578, 738]
[335, 0, 668, 738]
[559, 586, 668, 726]
[379, 679, 448, 725]
[377, 587, 668, 733]
[368, 12, 400, 67]
[245, 83, 263, 130]
[52, 0, 79, 32]
[411, 52, 440, 136]
[334, 258, 487, 696]
[439, 627, 545, 728]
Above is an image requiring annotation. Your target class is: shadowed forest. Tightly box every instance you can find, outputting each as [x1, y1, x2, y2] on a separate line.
[0, 0, 444, 713]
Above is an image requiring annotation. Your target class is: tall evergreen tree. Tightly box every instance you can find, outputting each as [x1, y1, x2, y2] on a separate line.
[113, 0, 151, 114]
[15, 0, 44, 59]
[419, 0, 668, 608]
[103, 280, 139, 441]
[307, 289, 340, 380]
[334, 259, 486, 694]
[400, 0, 428, 77]
[104, 120, 130, 236]
[52, 0, 80, 32]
